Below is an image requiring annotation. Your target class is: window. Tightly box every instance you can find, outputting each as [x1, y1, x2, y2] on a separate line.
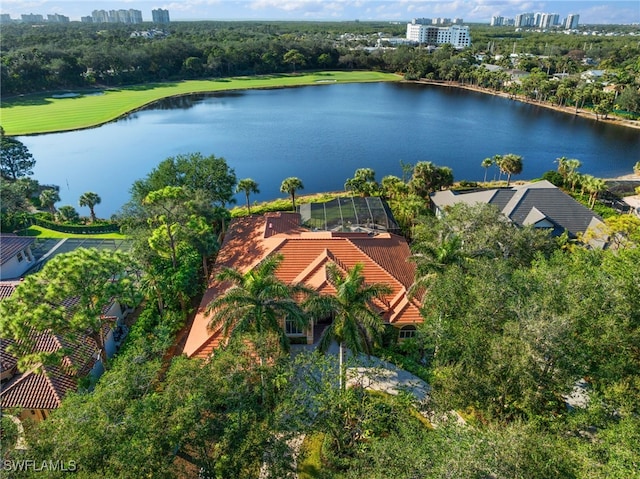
[17, 252, 24, 262]
[285, 318, 304, 336]
[399, 325, 417, 340]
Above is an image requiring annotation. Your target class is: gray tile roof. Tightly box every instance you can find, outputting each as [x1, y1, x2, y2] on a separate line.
[431, 181, 604, 238]
[507, 187, 603, 238]
[0, 234, 35, 266]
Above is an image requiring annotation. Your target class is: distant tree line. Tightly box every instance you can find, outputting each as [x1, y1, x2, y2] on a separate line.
[2, 21, 639, 115]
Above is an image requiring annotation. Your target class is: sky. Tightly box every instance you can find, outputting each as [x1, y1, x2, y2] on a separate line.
[2, 0, 639, 24]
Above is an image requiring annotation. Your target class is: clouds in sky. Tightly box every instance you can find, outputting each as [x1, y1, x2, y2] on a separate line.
[2, 0, 638, 24]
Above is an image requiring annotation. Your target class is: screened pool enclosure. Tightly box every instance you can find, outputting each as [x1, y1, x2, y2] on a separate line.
[298, 197, 400, 234]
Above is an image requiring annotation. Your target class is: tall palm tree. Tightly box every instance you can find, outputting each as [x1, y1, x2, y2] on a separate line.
[79, 191, 102, 222]
[496, 153, 523, 187]
[481, 157, 493, 183]
[280, 177, 304, 211]
[236, 178, 259, 214]
[39, 188, 60, 215]
[493, 155, 504, 182]
[316, 263, 392, 389]
[205, 254, 311, 355]
[633, 161, 640, 176]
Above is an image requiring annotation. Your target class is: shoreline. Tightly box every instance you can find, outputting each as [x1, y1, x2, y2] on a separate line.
[411, 79, 640, 131]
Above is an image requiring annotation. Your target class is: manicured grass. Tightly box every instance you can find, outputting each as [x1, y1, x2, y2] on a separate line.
[230, 191, 350, 217]
[20, 225, 127, 239]
[2, 71, 401, 136]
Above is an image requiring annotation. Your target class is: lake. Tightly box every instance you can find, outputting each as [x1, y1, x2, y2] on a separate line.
[20, 82, 640, 217]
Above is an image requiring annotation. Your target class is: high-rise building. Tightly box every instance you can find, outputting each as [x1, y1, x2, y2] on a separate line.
[490, 16, 504, 26]
[565, 14, 580, 29]
[534, 12, 543, 27]
[152, 8, 170, 24]
[47, 13, 69, 23]
[406, 21, 471, 48]
[81, 16, 93, 23]
[21, 13, 44, 23]
[92, 10, 109, 23]
[515, 13, 535, 28]
[92, 9, 142, 24]
[0, 14, 12, 23]
[539, 13, 560, 29]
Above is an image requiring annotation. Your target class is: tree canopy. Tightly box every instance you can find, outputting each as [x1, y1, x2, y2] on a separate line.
[0, 135, 35, 180]
[130, 152, 237, 207]
[0, 248, 136, 368]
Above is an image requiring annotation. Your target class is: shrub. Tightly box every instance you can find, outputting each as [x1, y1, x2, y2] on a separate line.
[457, 180, 478, 188]
[34, 217, 120, 234]
[541, 170, 564, 187]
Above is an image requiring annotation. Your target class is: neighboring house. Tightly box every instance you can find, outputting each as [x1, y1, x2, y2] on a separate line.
[480, 64, 504, 73]
[0, 333, 99, 422]
[0, 282, 130, 421]
[581, 69, 605, 83]
[182, 212, 422, 359]
[505, 69, 530, 83]
[430, 180, 605, 240]
[0, 235, 36, 280]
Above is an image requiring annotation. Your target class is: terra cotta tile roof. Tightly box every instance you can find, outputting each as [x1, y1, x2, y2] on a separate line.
[0, 364, 78, 410]
[0, 281, 21, 301]
[182, 213, 421, 359]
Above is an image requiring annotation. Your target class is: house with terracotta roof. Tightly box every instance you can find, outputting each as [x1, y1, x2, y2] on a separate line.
[0, 234, 36, 280]
[0, 281, 130, 422]
[430, 180, 605, 241]
[0, 333, 100, 422]
[182, 212, 422, 359]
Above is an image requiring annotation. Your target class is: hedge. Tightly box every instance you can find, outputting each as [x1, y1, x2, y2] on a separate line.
[34, 217, 121, 234]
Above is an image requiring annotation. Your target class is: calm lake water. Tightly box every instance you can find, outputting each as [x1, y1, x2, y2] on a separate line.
[21, 82, 640, 217]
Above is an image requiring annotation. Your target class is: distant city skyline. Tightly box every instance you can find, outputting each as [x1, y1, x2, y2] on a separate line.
[1, 1, 638, 24]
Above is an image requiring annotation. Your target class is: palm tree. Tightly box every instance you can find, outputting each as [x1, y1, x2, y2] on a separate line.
[481, 157, 493, 183]
[56, 205, 80, 223]
[493, 154, 504, 182]
[236, 178, 259, 214]
[556, 157, 581, 186]
[39, 188, 60, 215]
[316, 263, 392, 389]
[583, 176, 607, 208]
[634, 161, 640, 176]
[205, 254, 311, 355]
[79, 191, 101, 222]
[280, 177, 304, 211]
[496, 153, 523, 187]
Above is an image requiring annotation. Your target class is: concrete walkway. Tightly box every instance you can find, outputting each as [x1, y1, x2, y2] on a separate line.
[291, 339, 431, 403]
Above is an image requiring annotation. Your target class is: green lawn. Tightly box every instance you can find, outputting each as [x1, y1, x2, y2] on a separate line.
[2, 71, 401, 136]
[20, 225, 127, 239]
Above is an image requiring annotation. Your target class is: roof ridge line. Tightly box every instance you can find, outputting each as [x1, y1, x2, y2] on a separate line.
[501, 187, 529, 219]
[41, 365, 68, 406]
[348, 238, 406, 288]
[0, 363, 41, 397]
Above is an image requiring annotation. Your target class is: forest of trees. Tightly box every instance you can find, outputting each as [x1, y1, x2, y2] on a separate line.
[1, 22, 639, 116]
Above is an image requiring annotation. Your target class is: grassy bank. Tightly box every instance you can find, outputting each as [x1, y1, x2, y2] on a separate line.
[19, 225, 127, 239]
[2, 71, 401, 136]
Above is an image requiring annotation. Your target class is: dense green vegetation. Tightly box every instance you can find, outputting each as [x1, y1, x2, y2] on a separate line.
[1, 147, 639, 477]
[1, 20, 639, 478]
